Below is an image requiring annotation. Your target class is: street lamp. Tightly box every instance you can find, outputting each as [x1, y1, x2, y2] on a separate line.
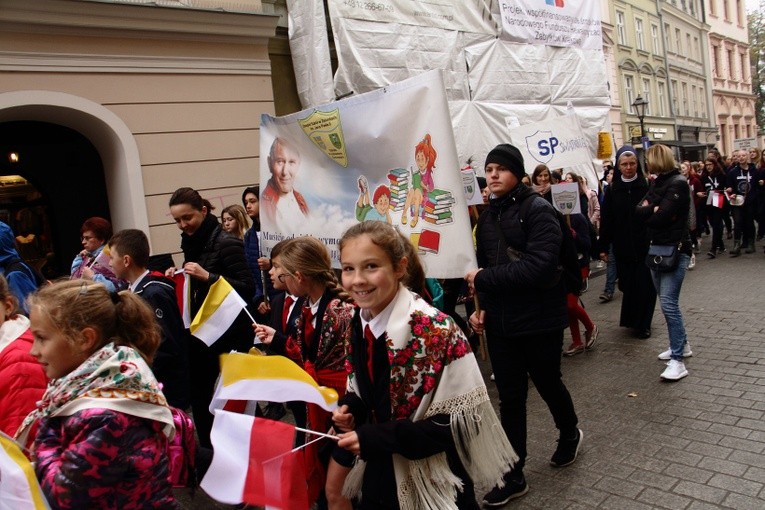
[632, 95, 648, 138]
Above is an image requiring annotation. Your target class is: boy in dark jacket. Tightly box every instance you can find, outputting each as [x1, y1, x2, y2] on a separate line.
[109, 229, 190, 409]
[465, 144, 581, 506]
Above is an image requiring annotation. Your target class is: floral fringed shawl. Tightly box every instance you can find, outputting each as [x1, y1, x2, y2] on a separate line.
[344, 286, 517, 509]
[16, 343, 174, 446]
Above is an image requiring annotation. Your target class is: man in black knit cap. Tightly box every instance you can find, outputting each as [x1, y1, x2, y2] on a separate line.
[465, 144, 582, 505]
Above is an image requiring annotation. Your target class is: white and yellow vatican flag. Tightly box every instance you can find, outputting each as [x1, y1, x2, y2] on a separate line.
[210, 351, 339, 414]
[190, 278, 248, 346]
[0, 432, 49, 509]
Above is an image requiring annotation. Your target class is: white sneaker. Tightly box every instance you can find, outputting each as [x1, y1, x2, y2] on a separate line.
[688, 254, 696, 270]
[661, 360, 688, 381]
[658, 344, 693, 360]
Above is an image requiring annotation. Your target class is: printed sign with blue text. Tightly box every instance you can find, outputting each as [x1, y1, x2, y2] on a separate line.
[259, 70, 477, 278]
[509, 115, 593, 174]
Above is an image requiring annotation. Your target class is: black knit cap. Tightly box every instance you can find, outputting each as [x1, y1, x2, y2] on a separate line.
[485, 144, 526, 181]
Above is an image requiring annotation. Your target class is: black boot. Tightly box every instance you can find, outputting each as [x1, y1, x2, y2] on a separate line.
[730, 241, 741, 257]
[745, 241, 756, 254]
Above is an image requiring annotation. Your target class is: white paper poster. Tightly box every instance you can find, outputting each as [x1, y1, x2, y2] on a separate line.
[259, 70, 477, 278]
[498, 0, 602, 49]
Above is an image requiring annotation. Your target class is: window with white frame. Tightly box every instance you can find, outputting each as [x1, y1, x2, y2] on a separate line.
[616, 11, 627, 45]
[636, 18, 645, 50]
[727, 49, 734, 79]
[686, 34, 692, 57]
[691, 85, 698, 117]
[625, 75, 635, 114]
[713, 45, 721, 76]
[681, 82, 689, 116]
[657, 81, 667, 116]
[671, 80, 679, 115]
[740, 52, 747, 82]
[700, 87, 706, 118]
[694, 37, 700, 60]
[642, 78, 652, 115]
[709, 0, 716, 16]
[723, 0, 730, 21]
[664, 23, 672, 52]
[651, 24, 660, 54]
[736, 0, 743, 25]
[675, 28, 682, 54]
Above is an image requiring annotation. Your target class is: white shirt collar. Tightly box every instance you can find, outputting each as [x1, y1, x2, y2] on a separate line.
[360, 286, 400, 339]
[129, 270, 151, 293]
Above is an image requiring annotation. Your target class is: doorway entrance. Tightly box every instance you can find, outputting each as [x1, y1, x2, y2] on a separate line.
[0, 121, 110, 278]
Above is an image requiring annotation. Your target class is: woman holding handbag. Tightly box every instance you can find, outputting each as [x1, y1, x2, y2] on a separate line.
[636, 144, 692, 382]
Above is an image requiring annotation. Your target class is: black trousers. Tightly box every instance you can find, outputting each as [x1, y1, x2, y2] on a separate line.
[706, 206, 725, 251]
[486, 329, 578, 472]
[731, 202, 755, 244]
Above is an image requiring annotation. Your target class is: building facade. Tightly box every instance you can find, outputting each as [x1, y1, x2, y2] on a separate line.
[660, 0, 718, 160]
[0, 0, 280, 272]
[612, 0, 678, 155]
[706, 0, 758, 156]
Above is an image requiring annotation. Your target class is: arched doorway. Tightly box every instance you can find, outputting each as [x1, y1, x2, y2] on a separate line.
[0, 90, 150, 275]
[0, 121, 110, 277]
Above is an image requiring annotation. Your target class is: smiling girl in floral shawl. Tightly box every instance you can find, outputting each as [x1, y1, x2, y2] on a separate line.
[16, 280, 179, 509]
[333, 221, 517, 509]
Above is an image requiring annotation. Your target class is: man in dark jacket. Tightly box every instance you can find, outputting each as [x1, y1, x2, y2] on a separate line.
[109, 229, 190, 410]
[725, 149, 756, 255]
[465, 144, 581, 506]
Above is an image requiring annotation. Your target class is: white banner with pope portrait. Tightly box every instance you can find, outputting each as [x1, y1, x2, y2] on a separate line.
[259, 70, 476, 278]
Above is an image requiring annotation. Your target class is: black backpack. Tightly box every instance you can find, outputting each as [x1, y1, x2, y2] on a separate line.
[477, 193, 583, 295]
[517, 196, 583, 295]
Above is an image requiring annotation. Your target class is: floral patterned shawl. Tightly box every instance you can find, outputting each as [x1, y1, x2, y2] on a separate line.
[16, 343, 174, 445]
[344, 286, 517, 509]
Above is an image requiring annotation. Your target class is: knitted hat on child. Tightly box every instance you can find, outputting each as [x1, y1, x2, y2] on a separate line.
[484, 144, 526, 182]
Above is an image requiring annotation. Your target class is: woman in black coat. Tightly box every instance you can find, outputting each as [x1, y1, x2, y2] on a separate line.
[166, 187, 255, 454]
[598, 146, 656, 339]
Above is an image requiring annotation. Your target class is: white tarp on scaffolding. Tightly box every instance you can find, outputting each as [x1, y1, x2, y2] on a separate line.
[287, 0, 609, 189]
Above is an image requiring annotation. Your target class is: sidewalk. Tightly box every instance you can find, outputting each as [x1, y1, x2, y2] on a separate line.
[477, 245, 765, 508]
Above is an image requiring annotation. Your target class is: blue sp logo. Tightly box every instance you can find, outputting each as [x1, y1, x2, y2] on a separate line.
[525, 130, 559, 164]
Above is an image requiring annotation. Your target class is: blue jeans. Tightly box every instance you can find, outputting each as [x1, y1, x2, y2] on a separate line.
[605, 245, 617, 294]
[650, 253, 690, 361]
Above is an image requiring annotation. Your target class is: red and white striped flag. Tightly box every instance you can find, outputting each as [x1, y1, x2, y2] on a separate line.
[172, 270, 191, 328]
[200, 411, 309, 510]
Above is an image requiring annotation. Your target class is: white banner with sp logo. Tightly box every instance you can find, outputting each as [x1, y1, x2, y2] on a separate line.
[509, 115, 592, 174]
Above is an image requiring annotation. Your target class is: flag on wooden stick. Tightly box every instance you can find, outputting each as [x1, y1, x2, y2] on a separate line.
[0, 432, 49, 509]
[200, 411, 309, 510]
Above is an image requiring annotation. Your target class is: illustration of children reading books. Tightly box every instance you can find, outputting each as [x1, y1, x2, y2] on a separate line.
[355, 175, 392, 224]
[401, 134, 437, 228]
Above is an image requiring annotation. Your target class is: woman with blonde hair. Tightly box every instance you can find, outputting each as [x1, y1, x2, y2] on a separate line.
[636, 144, 693, 381]
[221, 204, 250, 240]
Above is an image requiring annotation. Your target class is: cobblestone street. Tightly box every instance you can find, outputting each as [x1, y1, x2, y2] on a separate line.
[479, 246, 765, 508]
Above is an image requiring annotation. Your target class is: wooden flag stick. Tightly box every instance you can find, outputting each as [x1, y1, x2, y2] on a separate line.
[473, 294, 487, 361]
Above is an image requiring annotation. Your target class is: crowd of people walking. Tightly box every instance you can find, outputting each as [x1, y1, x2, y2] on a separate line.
[0, 137, 763, 509]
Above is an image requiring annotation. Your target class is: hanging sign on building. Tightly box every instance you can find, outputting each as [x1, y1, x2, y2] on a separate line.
[498, 0, 602, 49]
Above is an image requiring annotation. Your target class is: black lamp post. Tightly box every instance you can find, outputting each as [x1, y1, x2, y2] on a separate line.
[632, 95, 648, 138]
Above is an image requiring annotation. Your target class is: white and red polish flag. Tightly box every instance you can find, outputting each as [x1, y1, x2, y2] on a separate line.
[200, 411, 309, 509]
[171, 270, 191, 328]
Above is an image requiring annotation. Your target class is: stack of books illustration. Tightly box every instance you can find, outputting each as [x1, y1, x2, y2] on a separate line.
[422, 189, 455, 225]
[387, 168, 409, 212]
